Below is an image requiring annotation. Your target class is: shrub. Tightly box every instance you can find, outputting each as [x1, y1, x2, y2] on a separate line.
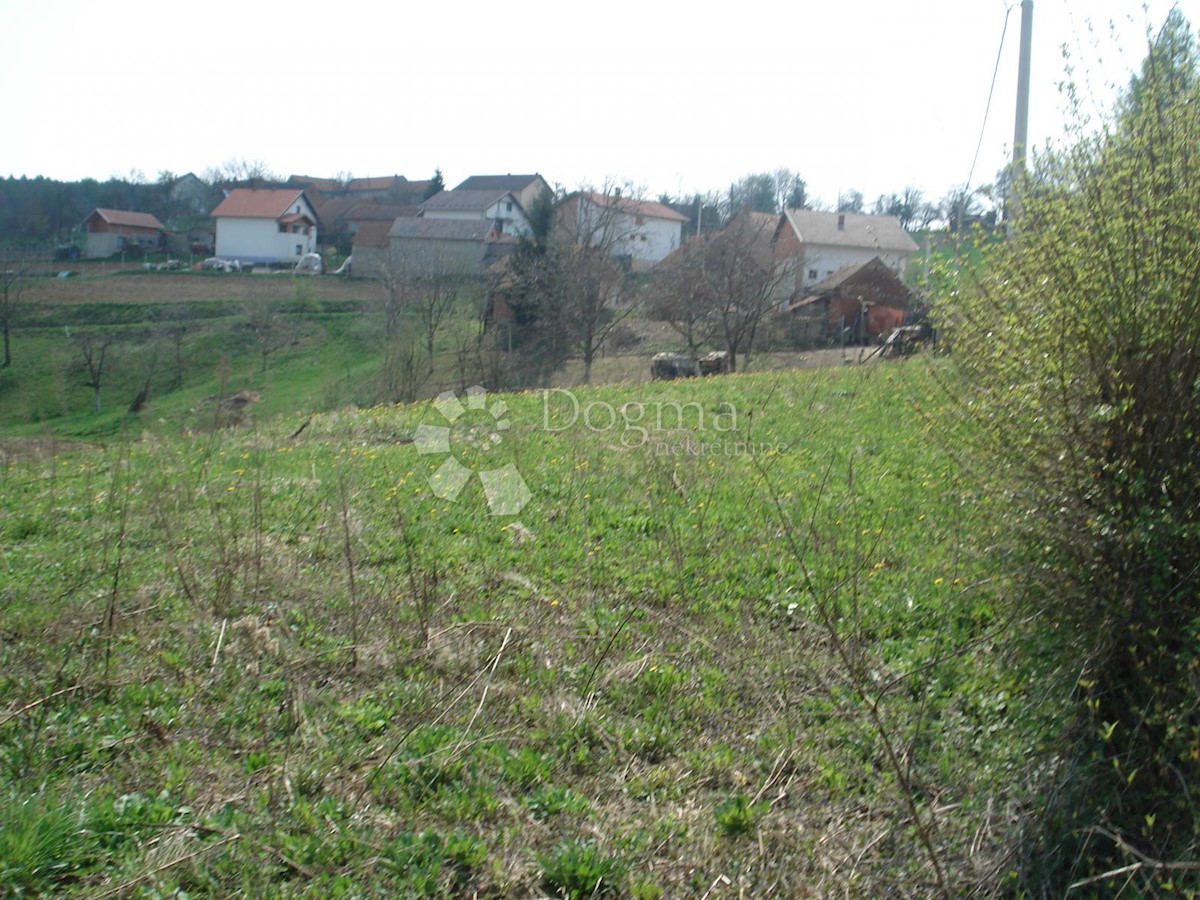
[943, 10, 1200, 892]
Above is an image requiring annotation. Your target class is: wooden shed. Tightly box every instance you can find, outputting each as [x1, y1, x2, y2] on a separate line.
[83, 208, 166, 258]
[785, 256, 911, 345]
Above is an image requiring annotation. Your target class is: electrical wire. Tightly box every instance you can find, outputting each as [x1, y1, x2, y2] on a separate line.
[966, 4, 1016, 192]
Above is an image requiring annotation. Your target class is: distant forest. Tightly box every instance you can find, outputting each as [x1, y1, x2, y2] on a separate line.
[0, 174, 221, 247]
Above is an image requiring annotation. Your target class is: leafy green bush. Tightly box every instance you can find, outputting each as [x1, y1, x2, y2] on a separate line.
[943, 10, 1200, 891]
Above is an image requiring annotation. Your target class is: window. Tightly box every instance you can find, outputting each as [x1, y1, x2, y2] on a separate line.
[808, 269, 817, 279]
[279, 223, 287, 233]
[295, 244, 303, 256]
[505, 202, 512, 212]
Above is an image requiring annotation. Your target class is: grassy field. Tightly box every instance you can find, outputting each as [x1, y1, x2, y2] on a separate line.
[0, 270, 875, 441]
[0, 356, 1060, 896]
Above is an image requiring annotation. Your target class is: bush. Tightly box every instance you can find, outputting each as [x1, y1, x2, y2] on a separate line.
[943, 11, 1200, 892]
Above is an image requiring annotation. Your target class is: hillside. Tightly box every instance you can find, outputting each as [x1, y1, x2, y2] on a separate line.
[0, 362, 1056, 896]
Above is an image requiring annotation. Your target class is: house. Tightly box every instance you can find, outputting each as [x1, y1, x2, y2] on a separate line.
[452, 174, 551, 214]
[419, 189, 530, 237]
[557, 191, 687, 272]
[352, 217, 517, 279]
[82, 209, 166, 258]
[210, 189, 319, 264]
[168, 173, 213, 217]
[289, 174, 432, 205]
[773, 209, 917, 296]
[785, 256, 912, 344]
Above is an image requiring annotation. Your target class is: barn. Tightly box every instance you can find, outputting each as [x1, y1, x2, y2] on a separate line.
[785, 256, 912, 345]
[82, 209, 166, 258]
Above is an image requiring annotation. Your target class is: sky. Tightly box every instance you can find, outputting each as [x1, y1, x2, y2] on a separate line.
[2, 0, 1197, 209]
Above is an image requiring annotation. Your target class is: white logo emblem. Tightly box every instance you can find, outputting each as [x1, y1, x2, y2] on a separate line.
[413, 386, 531, 516]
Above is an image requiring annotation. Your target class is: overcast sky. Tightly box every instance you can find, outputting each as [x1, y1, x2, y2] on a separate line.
[2, 0, 1196, 208]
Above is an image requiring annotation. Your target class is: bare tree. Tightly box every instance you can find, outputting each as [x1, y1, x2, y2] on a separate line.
[376, 250, 467, 371]
[74, 331, 117, 413]
[554, 185, 644, 384]
[243, 298, 294, 373]
[0, 250, 32, 369]
[649, 212, 786, 371]
[649, 240, 718, 356]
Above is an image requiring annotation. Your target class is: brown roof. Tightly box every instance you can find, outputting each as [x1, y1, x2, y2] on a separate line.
[87, 208, 165, 231]
[788, 257, 911, 311]
[781, 209, 917, 253]
[353, 221, 392, 249]
[211, 189, 309, 219]
[347, 176, 406, 192]
[289, 175, 341, 193]
[579, 192, 688, 223]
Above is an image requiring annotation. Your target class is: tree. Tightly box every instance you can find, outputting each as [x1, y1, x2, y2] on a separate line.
[243, 299, 294, 373]
[554, 186, 641, 384]
[938, 184, 988, 232]
[423, 169, 445, 201]
[648, 241, 718, 356]
[836, 189, 864, 214]
[203, 158, 278, 189]
[650, 212, 785, 371]
[944, 11, 1200, 890]
[73, 331, 117, 413]
[871, 187, 927, 231]
[729, 172, 776, 214]
[493, 184, 639, 385]
[0, 250, 32, 368]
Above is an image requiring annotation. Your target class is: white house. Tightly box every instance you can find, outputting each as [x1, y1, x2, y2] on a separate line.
[774, 209, 917, 294]
[419, 189, 530, 237]
[452, 174, 552, 215]
[558, 192, 687, 272]
[211, 189, 319, 264]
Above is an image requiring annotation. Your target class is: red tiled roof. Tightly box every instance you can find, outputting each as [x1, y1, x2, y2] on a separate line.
[88, 208, 165, 230]
[211, 189, 308, 219]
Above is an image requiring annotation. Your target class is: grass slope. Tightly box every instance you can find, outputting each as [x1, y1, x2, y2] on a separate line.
[0, 361, 1057, 896]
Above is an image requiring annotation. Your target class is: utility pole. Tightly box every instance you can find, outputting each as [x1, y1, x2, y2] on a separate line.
[1009, 0, 1034, 230]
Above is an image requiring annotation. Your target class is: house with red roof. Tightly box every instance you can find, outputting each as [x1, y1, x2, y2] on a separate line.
[82, 208, 166, 258]
[210, 189, 319, 264]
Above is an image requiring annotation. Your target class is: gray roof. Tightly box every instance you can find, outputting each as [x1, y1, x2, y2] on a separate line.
[783, 209, 917, 253]
[387, 218, 499, 242]
[453, 174, 544, 192]
[420, 189, 516, 214]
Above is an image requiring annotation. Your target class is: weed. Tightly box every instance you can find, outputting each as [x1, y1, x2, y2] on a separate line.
[714, 794, 765, 837]
[538, 838, 625, 899]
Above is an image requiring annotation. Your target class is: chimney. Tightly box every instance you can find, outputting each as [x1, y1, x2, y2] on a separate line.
[613, 187, 621, 198]
[837, 214, 845, 231]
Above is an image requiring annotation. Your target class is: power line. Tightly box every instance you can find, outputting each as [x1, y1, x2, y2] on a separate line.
[966, 4, 1016, 193]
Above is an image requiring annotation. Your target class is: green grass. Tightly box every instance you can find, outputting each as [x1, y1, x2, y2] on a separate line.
[0, 360, 1059, 895]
